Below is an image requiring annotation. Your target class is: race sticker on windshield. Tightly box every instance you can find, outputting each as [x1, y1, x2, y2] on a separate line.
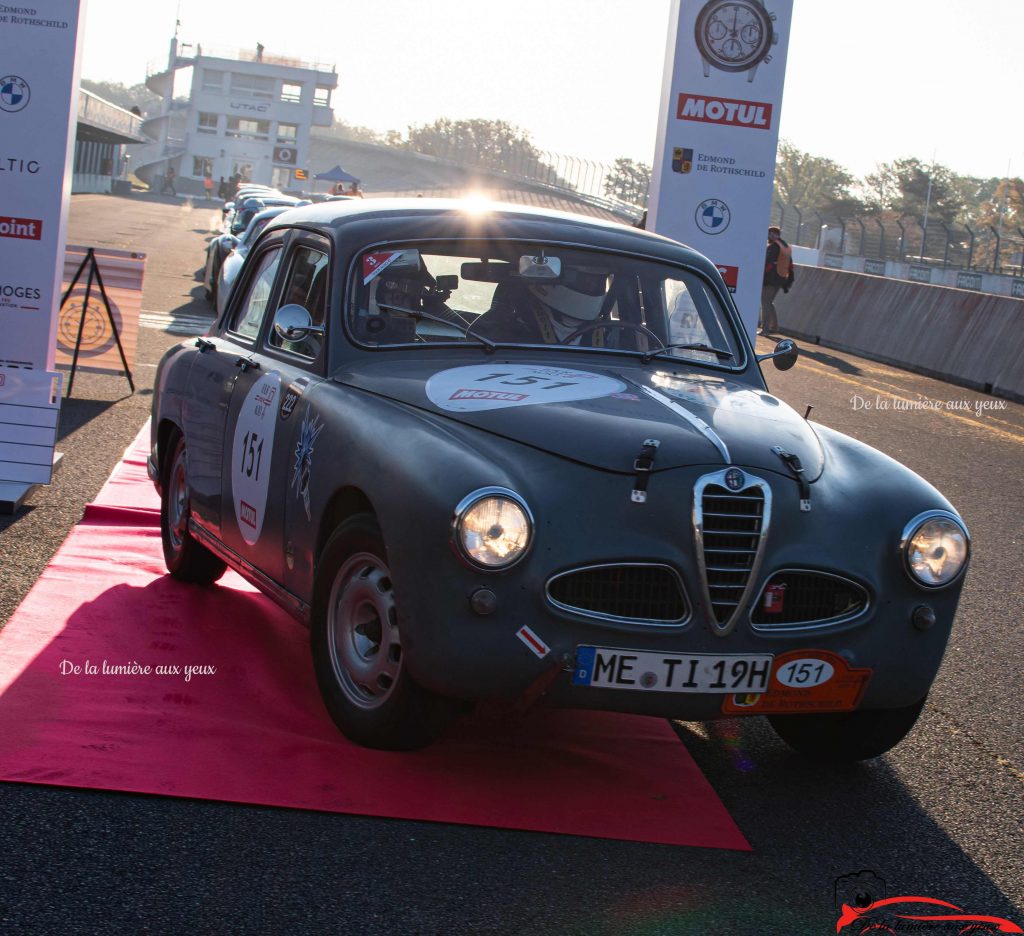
[425, 364, 627, 412]
[362, 250, 419, 285]
[231, 372, 281, 546]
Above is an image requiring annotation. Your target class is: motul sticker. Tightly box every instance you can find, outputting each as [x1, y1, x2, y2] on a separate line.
[426, 364, 626, 412]
[721, 649, 871, 715]
[362, 250, 415, 285]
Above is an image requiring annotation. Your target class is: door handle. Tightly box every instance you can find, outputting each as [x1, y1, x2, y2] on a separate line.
[194, 337, 215, 352]
[234, 357, 260, 373]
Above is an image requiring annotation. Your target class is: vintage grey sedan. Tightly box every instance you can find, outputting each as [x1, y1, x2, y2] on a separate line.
[149, 198, 970, 755]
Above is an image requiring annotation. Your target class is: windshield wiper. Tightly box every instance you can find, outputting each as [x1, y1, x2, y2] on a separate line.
[641, 342, 733, 364]
[377, 302, 497, 353]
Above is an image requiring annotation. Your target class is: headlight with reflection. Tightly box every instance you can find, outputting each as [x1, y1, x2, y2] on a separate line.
[902, 511, 970, 587]
[453, 488, 533, 570]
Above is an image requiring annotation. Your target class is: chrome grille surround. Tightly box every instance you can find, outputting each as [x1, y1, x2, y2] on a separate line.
[545, 562, 690, 627]
[749, 569, 870, 633]
[693, 469, 772, 637]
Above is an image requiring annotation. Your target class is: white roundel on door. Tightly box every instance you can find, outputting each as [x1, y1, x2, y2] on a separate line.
[231, 372, 281, 545]
[425, 364, 626, 412]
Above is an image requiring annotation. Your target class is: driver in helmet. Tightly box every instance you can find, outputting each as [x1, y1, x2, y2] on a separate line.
[475, 266, 612, 345]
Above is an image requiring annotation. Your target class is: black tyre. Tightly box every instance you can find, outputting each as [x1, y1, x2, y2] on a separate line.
[311, 514, 458, 750]
[768, 696, 927, 762]
[160, 432, 227, 584]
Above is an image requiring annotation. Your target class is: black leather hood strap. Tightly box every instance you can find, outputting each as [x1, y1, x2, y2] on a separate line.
[631, 439, 661, 504]
[771, 445, 811, 512]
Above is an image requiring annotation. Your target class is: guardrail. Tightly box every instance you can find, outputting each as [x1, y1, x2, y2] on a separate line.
[77, 89, 145, 140]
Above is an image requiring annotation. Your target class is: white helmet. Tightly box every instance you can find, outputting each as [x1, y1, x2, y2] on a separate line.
[528, 267, 609, 322]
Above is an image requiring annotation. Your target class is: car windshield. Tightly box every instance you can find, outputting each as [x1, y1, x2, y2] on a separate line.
[349, 241, 741, 366]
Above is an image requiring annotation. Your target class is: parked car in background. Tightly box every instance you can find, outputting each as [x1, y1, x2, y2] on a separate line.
[152, 198, 970, 755]
[203, 194, 305, 305]
[216, 206, 296, 316]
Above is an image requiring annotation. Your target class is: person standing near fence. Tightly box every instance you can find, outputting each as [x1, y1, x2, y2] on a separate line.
[760, 225, 794, 337]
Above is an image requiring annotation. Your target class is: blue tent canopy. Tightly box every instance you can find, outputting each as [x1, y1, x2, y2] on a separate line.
[313, 165, 360, 183]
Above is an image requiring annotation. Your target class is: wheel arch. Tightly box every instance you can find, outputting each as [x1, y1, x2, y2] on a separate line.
[316, 485, 377, 563]
[156, 418, 183, 482]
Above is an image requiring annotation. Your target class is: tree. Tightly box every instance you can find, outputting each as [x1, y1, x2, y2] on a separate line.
[603, 158, 651, 205]
[862, 157, 964, 223]
[773, 140, 862, 215]
[80, 79, 159, 116]
[406, 118, 541, 174]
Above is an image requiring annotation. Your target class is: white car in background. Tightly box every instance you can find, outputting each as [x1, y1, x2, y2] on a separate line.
[216, 206, 296, 317]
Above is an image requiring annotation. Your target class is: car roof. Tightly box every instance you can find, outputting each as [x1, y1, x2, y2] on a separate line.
[263, 197, 716, 274]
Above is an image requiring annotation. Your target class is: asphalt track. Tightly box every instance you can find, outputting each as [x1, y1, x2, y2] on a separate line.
[0, 194, 1020, 935]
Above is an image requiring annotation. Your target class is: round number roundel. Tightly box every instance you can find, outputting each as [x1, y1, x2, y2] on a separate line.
[231, 373, 281, 545]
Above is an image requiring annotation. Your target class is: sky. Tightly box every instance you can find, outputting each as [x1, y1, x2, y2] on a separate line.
[78, 0, 1024, 184]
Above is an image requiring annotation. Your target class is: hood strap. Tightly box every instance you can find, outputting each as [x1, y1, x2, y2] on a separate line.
[772, 445, 811, 512]
[631, 439, 661, 503]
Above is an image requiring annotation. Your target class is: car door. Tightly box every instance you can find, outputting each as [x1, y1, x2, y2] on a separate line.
[182, 233, 285, 538]
[219, 233, 331, 590]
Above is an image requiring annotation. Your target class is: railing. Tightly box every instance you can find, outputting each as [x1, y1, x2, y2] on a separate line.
[148, 46, 335, 75]
[77, 89, 145, 140]
[771, 202, 1024, 277]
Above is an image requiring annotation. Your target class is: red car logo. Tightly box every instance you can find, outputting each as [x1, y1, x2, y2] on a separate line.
[838, 896, 1022, 934]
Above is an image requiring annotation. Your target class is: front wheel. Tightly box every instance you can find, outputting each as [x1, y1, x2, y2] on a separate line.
[160, 432, 227, 584]
[310, 515, 459, 750]
[768, 696, 927, 762]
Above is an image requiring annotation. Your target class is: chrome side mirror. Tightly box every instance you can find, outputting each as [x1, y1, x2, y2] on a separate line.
[756, 338, 799, 371]
[273, 303, 325, 342]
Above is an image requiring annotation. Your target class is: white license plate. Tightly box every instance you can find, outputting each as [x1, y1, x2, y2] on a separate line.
[572, 646, 773, 694]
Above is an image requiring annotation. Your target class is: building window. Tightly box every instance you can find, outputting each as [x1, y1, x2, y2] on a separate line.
[313, 86, 331, 107]
[276, 122, 298, 143]
[197, 112, 219, 134]
[192, 156, 213, 178]
[280, 82, 302, 104]
[229, 72, 275, 100]
[202, 69, 224, 93]
[225, 117, 270, 141]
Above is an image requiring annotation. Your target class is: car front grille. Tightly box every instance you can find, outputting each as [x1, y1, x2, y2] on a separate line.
[695, 472, 771, 635]
[751, 570, 868, 630]
[546, 563, 689, 625]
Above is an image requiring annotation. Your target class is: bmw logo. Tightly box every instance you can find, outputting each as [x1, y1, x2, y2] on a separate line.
[0, 75, 30, 113]
[724, 467, 745, 491]
[695, 198, 730, 235]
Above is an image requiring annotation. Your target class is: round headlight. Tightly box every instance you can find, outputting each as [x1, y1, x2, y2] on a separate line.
[453, 488, 533, 570]
[902, 512, 969, 587]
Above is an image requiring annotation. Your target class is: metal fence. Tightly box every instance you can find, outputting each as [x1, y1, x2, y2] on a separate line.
[770, 202, 1024, 276]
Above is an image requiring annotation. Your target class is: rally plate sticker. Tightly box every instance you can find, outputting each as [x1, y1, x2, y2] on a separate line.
[572, 646, 772, 694]
[721, 649, 872, 714]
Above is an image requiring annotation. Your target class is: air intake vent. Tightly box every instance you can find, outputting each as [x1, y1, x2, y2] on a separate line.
[546, 563, 689, 625]
[695, 471, 771, 636]
[751, 570, 868, 630]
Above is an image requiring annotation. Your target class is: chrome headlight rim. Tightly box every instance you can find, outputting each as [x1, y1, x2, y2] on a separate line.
[451, 486, 534, 571]
[900, 509, 970, 589]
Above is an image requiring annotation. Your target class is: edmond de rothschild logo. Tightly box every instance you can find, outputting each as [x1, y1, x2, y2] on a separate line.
[0, 215, 42, 240]
[676, 92, 773, 130]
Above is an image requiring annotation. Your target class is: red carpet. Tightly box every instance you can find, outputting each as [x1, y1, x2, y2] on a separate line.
[0, 426, 749, 850]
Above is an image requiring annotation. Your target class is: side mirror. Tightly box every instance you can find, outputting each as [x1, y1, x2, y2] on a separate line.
[756, 337, 799, 371]
[273, 303, 324, 342]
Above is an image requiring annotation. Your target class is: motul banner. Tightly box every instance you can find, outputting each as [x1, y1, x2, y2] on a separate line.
[649, 0, 794, 336]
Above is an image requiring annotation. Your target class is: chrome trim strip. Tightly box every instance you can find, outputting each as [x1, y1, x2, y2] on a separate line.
[693, 469, 772, 637]
[545, 562, 691, 627]
[899, 509, 971, 589]
[640, 386, 730, 463]
[188, 519, 310, 621]
[451, 485, 534, 571]
[748, 568, 870, 633]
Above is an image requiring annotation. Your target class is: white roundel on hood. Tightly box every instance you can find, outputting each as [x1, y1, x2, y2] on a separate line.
[425, 364, 627, 412]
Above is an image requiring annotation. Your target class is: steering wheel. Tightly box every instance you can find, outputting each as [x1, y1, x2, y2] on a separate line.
[562, 320, 666, 350]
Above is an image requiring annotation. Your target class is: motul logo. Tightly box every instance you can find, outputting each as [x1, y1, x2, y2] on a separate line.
[677, 93, 772, 130]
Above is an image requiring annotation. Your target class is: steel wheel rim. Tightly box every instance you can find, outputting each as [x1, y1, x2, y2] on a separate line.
[167, 448, 189, 552]
[326, 551, 402, 710]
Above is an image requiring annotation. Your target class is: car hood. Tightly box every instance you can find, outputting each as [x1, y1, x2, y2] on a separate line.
[336, 356, 824, 478]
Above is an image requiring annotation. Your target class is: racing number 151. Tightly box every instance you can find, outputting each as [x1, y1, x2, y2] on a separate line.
[240, 431, 264, 481]
[476, 373, 577, 390]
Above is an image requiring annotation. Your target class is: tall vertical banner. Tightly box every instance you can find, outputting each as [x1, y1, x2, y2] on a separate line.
[649, 0, 793, 336]
[0, 0, 86, 371]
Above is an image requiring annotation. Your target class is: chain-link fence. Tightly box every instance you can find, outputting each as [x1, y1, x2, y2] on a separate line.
[770, 203, 1024, 276]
